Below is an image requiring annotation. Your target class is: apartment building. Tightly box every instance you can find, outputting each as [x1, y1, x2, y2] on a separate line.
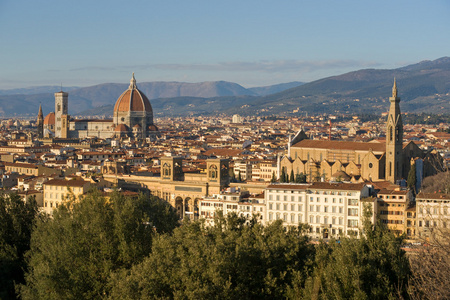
[265, 182, 373, 239]
[198, 188, 265, 226]
[416, 192, 450, 241]
[43, 178, 90, 214]
[376, 189, 413, 235]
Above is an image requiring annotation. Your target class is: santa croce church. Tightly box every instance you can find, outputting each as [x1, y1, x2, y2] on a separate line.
[38, 73, 159, 140]
[280, 80, 440, 184]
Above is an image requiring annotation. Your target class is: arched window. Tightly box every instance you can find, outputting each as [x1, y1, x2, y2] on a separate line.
[389, 126, 393, 142]
[209, 165, 218, 179]
[163, 163, 171, 176]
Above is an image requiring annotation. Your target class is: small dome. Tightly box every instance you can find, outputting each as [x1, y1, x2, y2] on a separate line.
[148, 124, 159, 131]
[114, 124, 129, 132]
[43, 112, 55, 125]
[113, 73, 152, 113]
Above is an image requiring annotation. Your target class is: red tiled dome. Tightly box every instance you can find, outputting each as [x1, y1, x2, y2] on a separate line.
[43, 112, 55, 125]
[113, 73, 152, 113]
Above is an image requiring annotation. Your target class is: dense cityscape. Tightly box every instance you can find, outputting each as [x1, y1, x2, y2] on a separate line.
[0, 75, 449, 299]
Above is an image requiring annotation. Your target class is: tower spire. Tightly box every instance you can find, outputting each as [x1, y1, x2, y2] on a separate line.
[129, 72, 137, 89]
[392, 78, 398, 98]
[38, 103, 43, 118]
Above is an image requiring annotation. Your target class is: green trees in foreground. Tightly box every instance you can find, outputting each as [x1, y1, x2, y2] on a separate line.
[299, 218, 411, 299]
[0, 193, 39, 300]
[1, 191, 442, 299]
[109, 215, 314, 300]
[19, 192, 178, 300]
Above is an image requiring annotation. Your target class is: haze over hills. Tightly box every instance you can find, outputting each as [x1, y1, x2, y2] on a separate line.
[0, 81, 260, 117]
[1, 57, 449, 118]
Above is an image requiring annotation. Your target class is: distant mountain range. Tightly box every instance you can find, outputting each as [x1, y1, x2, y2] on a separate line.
[1, 57, 449, 118]
[0, 80, 303, 117]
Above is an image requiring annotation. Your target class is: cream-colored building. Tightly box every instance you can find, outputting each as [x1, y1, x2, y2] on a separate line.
[43, 179, 90, 214]
[265, 182, 373, 239]
[198, 189, 265, 226]
[416, 192, 450, 241]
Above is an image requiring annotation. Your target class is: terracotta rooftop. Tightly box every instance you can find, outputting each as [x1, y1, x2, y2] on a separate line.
[44, 179, 89, 187]
[291, 139, 386, 152]
[416, 193, 450, 200]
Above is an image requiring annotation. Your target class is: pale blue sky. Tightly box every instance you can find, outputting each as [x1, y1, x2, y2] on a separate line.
[0, 0, 449, 89]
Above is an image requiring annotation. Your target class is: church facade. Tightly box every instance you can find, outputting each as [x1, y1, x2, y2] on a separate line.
[39, 74, 158, 140]
[281, 81, 440, 184]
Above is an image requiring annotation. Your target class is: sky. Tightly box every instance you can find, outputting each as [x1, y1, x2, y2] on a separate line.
[0, 0, 449, 89]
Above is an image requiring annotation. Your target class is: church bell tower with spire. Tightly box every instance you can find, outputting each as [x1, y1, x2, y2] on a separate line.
[385, 79, 403, 183]
[37, 104, 44, 139]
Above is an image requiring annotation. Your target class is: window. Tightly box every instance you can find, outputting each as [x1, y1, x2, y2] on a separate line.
[339, 207, 343, 214]
[291, 214, 295, 222]
[284, 195, 287, 201]
[276, 203, 280, 210]
[283, 204, 288, 211]
[269, 194, 273, 201]
[348, 208, 358, 216]
[348, 220, 358, 228]
[291, 196, 295, 202]
[332, 206, 336, 213]
[324, 206, 328, 213]
[298, 204, 302, 212]
[324, 217, 328, 224]
[333, 198, 336, 203]
[316, 205, 320, 212]
[269, 203, 273, 210]
[348, 199, 358, 206]
[316, 216, 320, 224]
[310, 205, 314, 212]
[310, 216, 314, 223]
[298, 214, 302, 222]
[269, 213, 273, 221]
[291, 204, 295, 211]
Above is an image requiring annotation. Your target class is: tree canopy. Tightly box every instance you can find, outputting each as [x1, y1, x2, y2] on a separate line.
[0, 193, 39, 300]
[19, 192, 178, 300]
[109, 213, 315, 300]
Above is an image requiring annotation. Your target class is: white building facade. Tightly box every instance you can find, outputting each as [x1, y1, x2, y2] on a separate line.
[265, 182, 373, 239]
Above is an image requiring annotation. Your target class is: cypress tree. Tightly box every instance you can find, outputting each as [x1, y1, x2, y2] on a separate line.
[407, 162, 416, 192]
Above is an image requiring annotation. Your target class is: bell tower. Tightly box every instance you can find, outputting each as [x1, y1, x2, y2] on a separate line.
[37, 103, 44, 139]
[385, 79, 403, 183]
[54, 90, 68, 138]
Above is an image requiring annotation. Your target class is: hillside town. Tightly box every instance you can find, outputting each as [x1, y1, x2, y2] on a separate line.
[1, 79, 449, 244]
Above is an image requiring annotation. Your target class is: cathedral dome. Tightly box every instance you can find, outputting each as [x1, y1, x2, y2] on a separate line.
[113, 73, 152, 113]
[43, 112, 55, 125]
